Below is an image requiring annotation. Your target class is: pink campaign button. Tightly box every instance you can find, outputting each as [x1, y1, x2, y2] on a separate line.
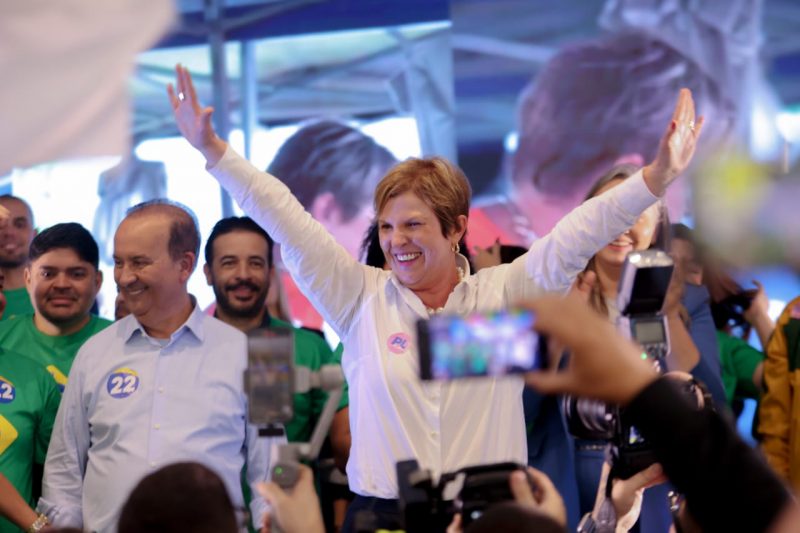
[387, 332, 411, 354]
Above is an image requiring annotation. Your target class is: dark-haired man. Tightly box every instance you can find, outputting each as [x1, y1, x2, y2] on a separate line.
[0, 266, 60, 533]
[39, 202, 275, 533]
[204, 216, 350, 470]
[0, 223, 110, 391]
[0, 195, 37, 321]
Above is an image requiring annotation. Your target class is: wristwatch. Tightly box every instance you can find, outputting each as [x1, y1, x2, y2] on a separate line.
[25, 513, 49, 533]
[577, 512, 598, 533]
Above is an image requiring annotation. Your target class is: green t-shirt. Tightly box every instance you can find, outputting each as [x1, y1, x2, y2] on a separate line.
[717, 330, 764, 405]
[0, 288, 34, 322]
[268, 319, 348, 443]
[0, 350, 60, 533]
[0, 314, 112, 392]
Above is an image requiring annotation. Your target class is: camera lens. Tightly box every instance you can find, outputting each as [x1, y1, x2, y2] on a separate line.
[574, 398, 615, 433]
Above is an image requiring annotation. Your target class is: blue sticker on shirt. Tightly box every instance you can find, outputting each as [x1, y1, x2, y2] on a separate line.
[0, 376, 15, 404]
[106, 368, 140, 399]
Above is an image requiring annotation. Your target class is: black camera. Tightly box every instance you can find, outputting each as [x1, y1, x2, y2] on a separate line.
[564, 250, 676, 478]
[394, 460, 536, 532]
[564, 377, 706, 479]
[711, 289, 756, 331]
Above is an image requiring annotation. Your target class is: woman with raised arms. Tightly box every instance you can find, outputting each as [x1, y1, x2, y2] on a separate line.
[168, 65, 703, 532]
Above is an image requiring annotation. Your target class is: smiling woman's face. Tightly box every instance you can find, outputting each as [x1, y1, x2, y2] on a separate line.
[378, 191, 458, 293]
[593, 178, 660, 269]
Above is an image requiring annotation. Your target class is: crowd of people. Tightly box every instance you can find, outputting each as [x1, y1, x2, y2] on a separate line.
[0, 59, 797, 533]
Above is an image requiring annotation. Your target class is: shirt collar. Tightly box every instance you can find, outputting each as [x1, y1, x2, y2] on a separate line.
[211, 307, 272, 330]
[385, 253, 472, 317]
[122, 295, 205, 344]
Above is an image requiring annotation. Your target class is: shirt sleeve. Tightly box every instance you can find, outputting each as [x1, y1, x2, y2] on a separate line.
[37, 351, 91, 528]
[627, 377, 790, 533]
[501, 170, 658, 301]
[727, 335, 764, 400]
[208, 147, 368, 339]
[34, 369, 61, 464]
[327, 343, 349, 411]
[759, 303, 793, 480]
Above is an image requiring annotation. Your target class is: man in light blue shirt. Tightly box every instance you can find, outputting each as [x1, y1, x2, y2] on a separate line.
[38, 201, 278, 533]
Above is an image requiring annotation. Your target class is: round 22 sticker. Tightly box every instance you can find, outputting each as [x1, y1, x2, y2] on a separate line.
[106, 368, 140, 399]
[0, 376, 15, 404]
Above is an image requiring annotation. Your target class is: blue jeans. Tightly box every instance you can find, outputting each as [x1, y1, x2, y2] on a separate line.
[574, 440, 607, 517]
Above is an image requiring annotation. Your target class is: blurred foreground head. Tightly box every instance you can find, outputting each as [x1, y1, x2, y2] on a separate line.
[118, 462, 238, 533]
[692, 152, 800, 272]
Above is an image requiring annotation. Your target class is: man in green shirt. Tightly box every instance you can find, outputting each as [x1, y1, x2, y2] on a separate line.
[717, 331, 764, 405]
[0, 195, 36, 321]
[0, 349, 60, 532]
[0, 223, 111, 391]
[203, 216, 350, 470]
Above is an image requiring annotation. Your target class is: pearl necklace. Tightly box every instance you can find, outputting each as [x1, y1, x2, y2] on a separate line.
[425, 266, 466, 315]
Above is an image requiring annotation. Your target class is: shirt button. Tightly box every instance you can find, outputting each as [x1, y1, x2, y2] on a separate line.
[149, 461, 156, 468]
[154, 423, 161, 430]
[430, 431, 438, 438]
[158, 387, 164, 393]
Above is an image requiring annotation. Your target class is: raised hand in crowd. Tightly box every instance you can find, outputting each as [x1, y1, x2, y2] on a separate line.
[257, 464, 325, 533]
[742, 280, 776, 349]
[642, 88, 704, 197]
[167, 64, 227, 166]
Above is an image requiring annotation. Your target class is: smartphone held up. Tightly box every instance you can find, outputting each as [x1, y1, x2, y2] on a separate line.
[417, 309, 547, 381]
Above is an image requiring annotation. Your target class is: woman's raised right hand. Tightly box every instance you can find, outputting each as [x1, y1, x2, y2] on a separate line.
[167, 64, 228, 167]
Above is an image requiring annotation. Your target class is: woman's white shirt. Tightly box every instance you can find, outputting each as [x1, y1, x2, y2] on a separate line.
[209, 147, 657, 498]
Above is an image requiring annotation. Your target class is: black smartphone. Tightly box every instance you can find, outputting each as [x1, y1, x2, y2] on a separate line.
[245, 327, 295, 426]
[417, 309, 546, 380]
